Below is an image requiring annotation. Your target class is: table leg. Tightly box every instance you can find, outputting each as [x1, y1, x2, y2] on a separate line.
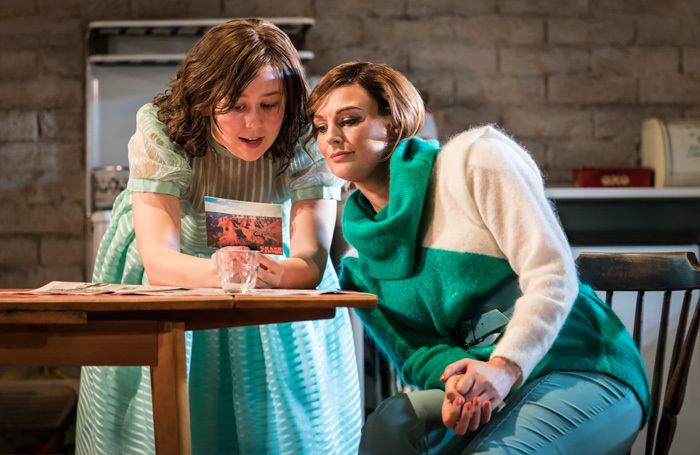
[151, 321, 191, 455]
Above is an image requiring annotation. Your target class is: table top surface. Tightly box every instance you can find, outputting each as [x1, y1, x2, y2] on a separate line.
[0, 290, 378, 312]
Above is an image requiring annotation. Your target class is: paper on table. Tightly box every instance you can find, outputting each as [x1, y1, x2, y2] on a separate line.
[2, 281, 358, 297]
[23, 281, 189, 295]
[230, 288, 359, 296]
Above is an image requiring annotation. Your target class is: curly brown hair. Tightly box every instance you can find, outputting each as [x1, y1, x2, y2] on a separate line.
[305, 61, 425, 158]
[153, 18, 308, 170]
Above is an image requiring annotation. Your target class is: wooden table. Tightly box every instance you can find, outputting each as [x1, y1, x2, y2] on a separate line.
[0, 290, 377, 455]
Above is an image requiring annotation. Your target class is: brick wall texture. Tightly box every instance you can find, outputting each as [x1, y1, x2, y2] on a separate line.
[1, 0, 699, 287]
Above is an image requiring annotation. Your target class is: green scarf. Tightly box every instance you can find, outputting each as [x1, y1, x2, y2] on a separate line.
[343, 137, 441, 280]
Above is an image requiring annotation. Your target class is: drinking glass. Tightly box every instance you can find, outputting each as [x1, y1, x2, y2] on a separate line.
[216, 246, 261, 293]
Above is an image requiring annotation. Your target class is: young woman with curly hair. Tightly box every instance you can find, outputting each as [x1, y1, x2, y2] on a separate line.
[75, 19, 362, 455]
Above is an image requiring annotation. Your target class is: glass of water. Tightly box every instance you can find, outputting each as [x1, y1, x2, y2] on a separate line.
[216, 246, 261, 293]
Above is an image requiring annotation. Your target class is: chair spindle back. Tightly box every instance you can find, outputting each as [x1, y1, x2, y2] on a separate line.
[576, 252, 700, 455]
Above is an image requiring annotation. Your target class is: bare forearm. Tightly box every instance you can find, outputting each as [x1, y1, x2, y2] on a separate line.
[276, 198, 336, 289]
[143, 247, 219, 288]
[275, 256, 326, 289]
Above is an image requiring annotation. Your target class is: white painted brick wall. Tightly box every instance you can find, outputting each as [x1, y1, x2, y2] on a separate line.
[0, 0, 699, 287]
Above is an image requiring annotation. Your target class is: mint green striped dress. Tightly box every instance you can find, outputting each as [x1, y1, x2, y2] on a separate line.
[75, 104, 362, 455]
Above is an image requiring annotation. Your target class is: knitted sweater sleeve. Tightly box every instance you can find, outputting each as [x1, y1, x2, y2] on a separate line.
[461, 128, 579, 383]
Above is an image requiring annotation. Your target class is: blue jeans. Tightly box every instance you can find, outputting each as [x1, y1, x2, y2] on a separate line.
[359, 371, 643, 455]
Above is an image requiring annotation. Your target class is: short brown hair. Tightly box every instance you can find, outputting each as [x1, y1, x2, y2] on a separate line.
[305, 62, 424, 156]
[154, 18, 308, 170]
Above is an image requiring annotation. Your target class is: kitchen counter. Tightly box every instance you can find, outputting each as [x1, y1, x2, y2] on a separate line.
[546, 187, 700, 246]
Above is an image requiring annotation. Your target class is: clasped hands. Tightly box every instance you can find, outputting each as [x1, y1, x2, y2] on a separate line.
[440, 356, 522, 435]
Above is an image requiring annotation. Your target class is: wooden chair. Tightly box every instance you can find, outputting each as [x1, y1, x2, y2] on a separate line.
[575, 252, 700, 455]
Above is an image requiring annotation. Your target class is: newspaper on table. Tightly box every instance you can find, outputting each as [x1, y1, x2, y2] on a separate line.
[2, 281, 354, 296]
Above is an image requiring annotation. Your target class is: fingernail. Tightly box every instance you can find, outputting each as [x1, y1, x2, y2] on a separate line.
[455, 397, 463, 406]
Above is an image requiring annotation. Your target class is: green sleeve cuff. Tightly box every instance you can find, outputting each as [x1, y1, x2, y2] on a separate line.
[127, 178, 181, 197]
[290, 185, 341, 203]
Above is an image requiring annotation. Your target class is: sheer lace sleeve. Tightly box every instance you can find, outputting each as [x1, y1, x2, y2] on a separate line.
[287, 136, 344, 203]
[126, 103, 193, 197]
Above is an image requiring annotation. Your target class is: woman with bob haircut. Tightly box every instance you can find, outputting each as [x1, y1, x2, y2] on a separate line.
[306, 61, 650, 455]
[75, 19, 362, 455]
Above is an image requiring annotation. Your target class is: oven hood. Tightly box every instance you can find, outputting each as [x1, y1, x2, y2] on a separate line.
[87, 17, 315, 64]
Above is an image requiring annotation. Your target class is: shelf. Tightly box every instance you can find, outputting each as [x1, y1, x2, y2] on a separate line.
[0, 379, 79, 429]
[87, 17, 315, 57]
[547, 187, 700, 246]
[88, 17, 314, 36]
[88, 50, 314, 65]
[547, 187, 700, 199]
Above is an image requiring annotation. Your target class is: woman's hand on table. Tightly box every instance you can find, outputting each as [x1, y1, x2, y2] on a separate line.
[440, 357, 522, 435]
[210, 251, 220, 274]
[255, 254, 284, 288]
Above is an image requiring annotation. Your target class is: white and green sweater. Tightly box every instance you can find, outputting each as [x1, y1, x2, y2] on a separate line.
[340, 126, 650, 420]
